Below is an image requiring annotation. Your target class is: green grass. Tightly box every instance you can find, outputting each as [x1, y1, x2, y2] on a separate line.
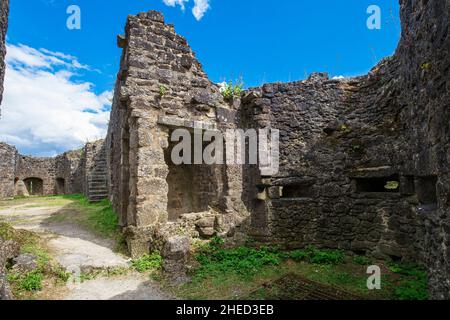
[1, 222, 69, 297]
[289, 246, 345, 265]
[166, 238, 429, 300]
[131, 253, 163, 273]
[386, 261, 428, 300]
[45, 194, 125, 251]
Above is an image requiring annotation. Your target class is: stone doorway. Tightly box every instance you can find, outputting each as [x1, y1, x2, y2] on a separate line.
[56, 178, 65, 195]
[163, 129, 225, 221]
[23, 177, 44, 196]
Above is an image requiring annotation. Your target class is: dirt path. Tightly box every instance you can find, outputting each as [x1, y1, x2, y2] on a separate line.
[0, 198, 172, 300]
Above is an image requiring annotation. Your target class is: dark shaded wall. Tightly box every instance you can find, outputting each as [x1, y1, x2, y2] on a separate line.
[241, 0, 449, 299]
[0, 0, 8, 109]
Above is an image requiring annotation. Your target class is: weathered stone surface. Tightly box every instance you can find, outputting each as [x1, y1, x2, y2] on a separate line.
[162, 236, 190, 282]
[0, 0, 9, 109]
[0, 140, 107, 201]
[12, 253, 38, 273]
[0, 238, 19, 300]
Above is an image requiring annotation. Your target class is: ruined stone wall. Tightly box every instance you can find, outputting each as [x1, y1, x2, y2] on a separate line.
[0, 140, 105, 200]
[240, 0, 449, 299]
[0, 0, 9, 108]
[108, 11, 248, 257]
[55, 150, 85, 195]
[394, 0, 450, 299]
[0, 142, 17, 199]
[15, 156, 57, 195]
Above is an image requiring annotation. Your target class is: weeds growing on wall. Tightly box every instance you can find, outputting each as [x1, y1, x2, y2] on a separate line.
[220, 80, 244, 100]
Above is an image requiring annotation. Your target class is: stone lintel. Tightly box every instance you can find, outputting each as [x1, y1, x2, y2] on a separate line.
[157, 116, 218, 131]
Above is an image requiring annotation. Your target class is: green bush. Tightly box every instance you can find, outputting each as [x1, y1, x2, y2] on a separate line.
[131, 252, 163, 273]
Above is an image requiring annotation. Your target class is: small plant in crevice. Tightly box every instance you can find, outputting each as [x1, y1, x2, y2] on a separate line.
[219, 79, 244, 101]
[420, 62, 431, 71]
[384, 181, 399, 191]
[159, 84, 169, 97]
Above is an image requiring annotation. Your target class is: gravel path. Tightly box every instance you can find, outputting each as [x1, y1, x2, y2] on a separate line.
[0, 199, 172, 300]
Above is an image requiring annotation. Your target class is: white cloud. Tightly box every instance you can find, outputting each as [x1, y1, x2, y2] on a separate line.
[163, 0, 189, 11]
[161, 0, 211, 20]
[0, 43, 111, 156]
[192, 0, 211, 21]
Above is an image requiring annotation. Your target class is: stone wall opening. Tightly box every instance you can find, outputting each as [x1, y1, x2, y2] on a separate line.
[354, 175, 400, 193]
[281, 184, 315, 199]
[416, 176, 438, 206]
[56, 178, 65, 195]
[164, 129, 224, 221]
[23, 178, 43, 196]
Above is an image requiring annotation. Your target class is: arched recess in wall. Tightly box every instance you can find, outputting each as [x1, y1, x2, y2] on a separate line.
[56, 178, 66, 195]
[23, 177, 44, 196]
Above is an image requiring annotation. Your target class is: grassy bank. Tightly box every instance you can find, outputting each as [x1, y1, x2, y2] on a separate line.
[166, 238, 428, 300]
[0, 222, 69, 299]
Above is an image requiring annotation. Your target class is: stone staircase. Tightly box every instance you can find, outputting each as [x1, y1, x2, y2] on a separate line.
[86, 143, 108, 202]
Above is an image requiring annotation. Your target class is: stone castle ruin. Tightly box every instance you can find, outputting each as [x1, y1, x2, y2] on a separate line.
[0, 0, 449, 298]
[0, 140, 108, 201]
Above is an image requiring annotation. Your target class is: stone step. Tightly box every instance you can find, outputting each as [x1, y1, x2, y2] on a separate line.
[89, 186, 108, 192]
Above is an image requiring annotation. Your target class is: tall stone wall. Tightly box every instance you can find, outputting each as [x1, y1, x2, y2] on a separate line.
[0, 0, 8, 108]
[0, 142, 17, 199]
[240, 0, 449, 299]
[107, 1, 448, 297]
[0, 140, 107, 201]
[108, 11, 248, 257]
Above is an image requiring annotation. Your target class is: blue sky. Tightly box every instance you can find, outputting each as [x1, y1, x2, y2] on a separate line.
[1, 0, 401, 155]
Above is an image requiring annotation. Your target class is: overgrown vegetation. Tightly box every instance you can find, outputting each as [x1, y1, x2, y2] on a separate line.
[1, 222, 69, 298]
[288, 246, 345, 265]
[131, 252, 163, 273]
[220, 79, 244, 100]
[166, 237, 429, 300]
[387, 261, 428, 300]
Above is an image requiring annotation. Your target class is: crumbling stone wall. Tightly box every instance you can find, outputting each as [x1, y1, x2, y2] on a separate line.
[108, 1, 448, 297]
[108, 11, 249, 258]
[240, 0, 449, 299]
[0, 0, 9, 109]
[0, 140, 107, 201]
[0, 142, 17, 199]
